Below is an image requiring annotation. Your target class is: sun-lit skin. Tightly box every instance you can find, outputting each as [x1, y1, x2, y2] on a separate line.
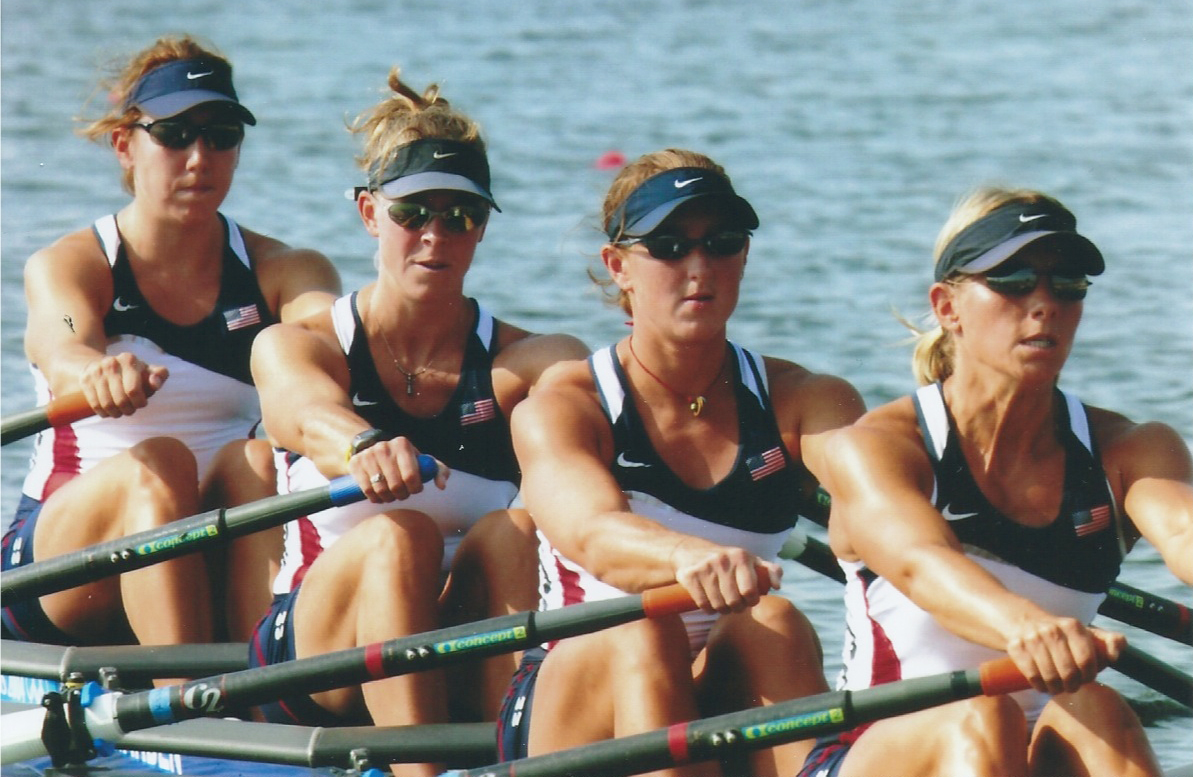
[933, 245, 1085, 392]
[606, 200, 748, 348]
[112, 105, 242, 225]
[359, 189, 487, 305]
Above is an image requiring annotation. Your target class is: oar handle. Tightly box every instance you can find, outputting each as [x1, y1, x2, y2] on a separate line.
[978, 656, 1030, 696]
[1, 392, 93, 446]
[641, 584, 695, 617]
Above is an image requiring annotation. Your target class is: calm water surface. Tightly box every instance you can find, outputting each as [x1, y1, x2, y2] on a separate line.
[2, 0, 1190, 767]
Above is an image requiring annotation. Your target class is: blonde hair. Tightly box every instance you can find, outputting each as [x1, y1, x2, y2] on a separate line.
[349, 67, 485, 183]
[593, 148, 730, 316]
[77, 34, 233, 194]
[910, 185, 1063, 384]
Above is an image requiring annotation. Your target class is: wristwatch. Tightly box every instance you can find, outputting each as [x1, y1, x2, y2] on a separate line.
[345, 428, 386, 462]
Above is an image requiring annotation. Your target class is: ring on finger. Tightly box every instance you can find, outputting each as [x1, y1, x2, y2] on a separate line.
[370, 473, 383, 484]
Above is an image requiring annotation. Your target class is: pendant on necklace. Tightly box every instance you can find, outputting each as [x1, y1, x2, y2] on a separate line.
[689, 396, 706, 416]
[404, 373, 417, 396]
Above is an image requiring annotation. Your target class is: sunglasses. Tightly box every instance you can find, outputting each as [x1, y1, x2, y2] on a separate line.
[977, 267, 1091, 302]
[133, 120, 245, 151]
[626, 230, 749, 261]
[386, 201, 489, 233]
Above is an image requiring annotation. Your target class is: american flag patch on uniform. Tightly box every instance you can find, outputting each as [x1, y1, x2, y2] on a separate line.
[223, 304, 261, 331]
[1073, 504, 1111, 537]
[460, 398, 496, 426]
[747, 446, 786, 481]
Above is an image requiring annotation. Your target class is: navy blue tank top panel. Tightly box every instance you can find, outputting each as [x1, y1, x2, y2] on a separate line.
[97, 214, 274, 385]
[596, 343, 808, 533]
[342, 293, 519, 485]
[913, 383, 1123, 593]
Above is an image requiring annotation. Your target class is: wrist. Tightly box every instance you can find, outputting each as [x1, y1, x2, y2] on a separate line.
[345, 427, 386, 462]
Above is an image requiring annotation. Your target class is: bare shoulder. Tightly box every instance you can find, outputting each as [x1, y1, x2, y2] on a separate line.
[493, 322, 590, 387]
[240, 228, 341, 317]
[1088, 405, 1193, 482]
[24, 227, 112, 302]
[763, 355, 866, 433]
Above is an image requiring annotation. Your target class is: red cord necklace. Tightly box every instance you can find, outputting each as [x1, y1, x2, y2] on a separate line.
[627, 336, 725, 417]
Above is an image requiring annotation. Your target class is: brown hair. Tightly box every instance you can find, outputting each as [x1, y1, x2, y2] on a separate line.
[77, 34, 233, 194]
[594, 149, 729, 315]
[349, 67, 485, 183]
[910, 184, 1060, 385]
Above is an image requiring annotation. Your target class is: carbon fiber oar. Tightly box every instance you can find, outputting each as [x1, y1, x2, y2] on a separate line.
[0, 456, 437, 606]
[441, 656, 1033, 777]
[1, 392, 92, 446]
[1, 584, 698, 765]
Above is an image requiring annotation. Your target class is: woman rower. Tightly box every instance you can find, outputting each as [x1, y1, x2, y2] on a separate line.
[246, 67, 586, 777]
[804, 186, 1193, 777]
[495, 149, 866, 777]
[1, 34, 340, 653]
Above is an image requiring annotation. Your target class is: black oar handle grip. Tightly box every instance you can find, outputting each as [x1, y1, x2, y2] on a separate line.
[325, 454, 439, 504]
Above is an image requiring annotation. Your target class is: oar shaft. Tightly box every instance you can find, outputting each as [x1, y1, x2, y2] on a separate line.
[1, 392, 92, 446]
[110, 583, 693, 733]
[444, 659, 1025, 777]
[0, 456, 436, 606]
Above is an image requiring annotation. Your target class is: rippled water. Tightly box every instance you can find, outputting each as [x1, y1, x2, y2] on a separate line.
[2, 0, 1190, 767]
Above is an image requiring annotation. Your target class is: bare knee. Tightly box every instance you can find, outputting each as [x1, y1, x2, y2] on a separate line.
[356, 511, 444, 582]
[127, 437, 199, 506]
[942, 695, 1027, 773]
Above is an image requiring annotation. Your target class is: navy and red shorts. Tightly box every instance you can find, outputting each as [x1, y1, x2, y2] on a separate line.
[495, 645, 547, 761]
[247, 586, 349, 727]
[2, 495, 76, 645]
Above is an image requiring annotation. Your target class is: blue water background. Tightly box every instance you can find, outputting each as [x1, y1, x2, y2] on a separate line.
[2, 0, 1190, 767]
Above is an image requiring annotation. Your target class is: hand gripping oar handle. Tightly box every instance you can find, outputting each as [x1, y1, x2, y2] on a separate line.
[0, 583, 696, 765]
[780, 530, 1193, 708]
[440, 656, 1030, 777]
[795, 490, 1193, 647]
[0, 455, 438, 606]
[1, 392, 92, 446]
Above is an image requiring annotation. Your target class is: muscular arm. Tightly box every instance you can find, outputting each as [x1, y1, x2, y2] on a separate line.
[24, 232, 167, 415]
[823, 417, 1118, 694]
[512, 373, 777, 612]
[247, 234, 342, 323]
[1101, 414, 1193, 584]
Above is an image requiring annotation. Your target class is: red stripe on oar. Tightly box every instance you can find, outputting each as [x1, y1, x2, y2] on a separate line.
[364, 643, 386, 679]
[666, 722, 690, 763]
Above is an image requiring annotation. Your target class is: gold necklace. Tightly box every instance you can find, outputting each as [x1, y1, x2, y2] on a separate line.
[627, 336, 725, 417]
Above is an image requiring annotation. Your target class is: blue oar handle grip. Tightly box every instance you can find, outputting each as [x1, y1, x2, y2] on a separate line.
[327, 453, 438, 506]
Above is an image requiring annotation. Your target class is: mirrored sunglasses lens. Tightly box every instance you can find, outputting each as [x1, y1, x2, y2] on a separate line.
[983, 269, 1038, 296]
[1051, 276, 1090, 301]
[387, 203, 432, 230]
[442, 206, 486, 233]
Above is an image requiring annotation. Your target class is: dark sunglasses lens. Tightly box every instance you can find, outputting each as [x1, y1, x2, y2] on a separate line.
[388, 203, 433, 230]
[639, 237, 685, 260]
[706, 231, 748, 256]
[203, 124, 244, 150]
[147, 122, 196, 149]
